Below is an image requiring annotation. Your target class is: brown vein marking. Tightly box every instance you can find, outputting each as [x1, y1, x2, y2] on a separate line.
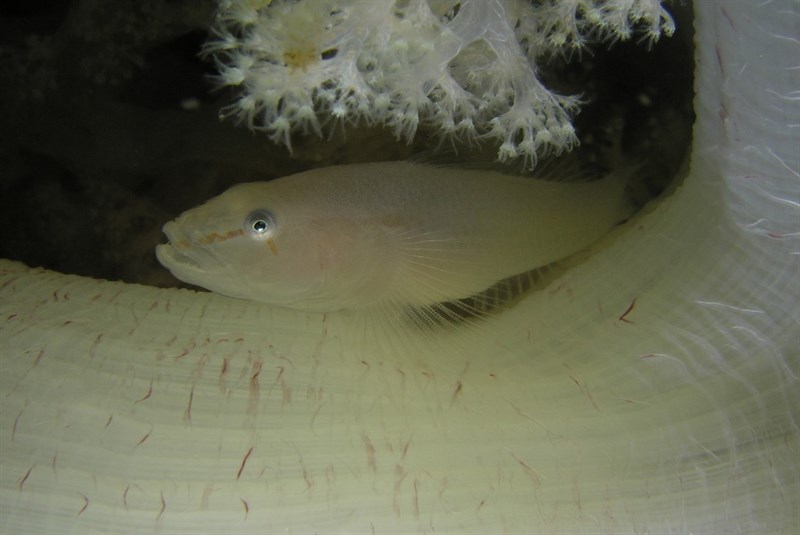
[401, 436, 413, 460]
[76, 493, 89, 517]
[134, 380, 153, 404]
[123, 484, 130, 509]
[12, 411, 23, 442]
[504, 399, 556, 435]
[248, 358, 263, 415]
[618, 297, 637, 324]
[32, 349, 44, 367]
[451, 380, 464, 405]
[363, 434, 377, 473]
[135, 429, 152, 448]
[16, 465, 33, 491]
[51, 452, 58, 475]
[720, 5, 735, 29]
[310, 402, 325, 431]
[156, 492, 166, 522]
[567, 373, 600, 412]
[175, 342, 195, 361]
[197, 228, 245, 245]
[183, 385, 195, 424]
[51, 290, 69, 303]
[276, 355, 296, 371]
[509, 452, 541, 486]
[1, 274, 22, 290]
[89, 333, 104, 359]
[392, 464, 407, 515]
[220, 356, 230, 393]
[237, 447, 254, 480]
[241, 498, 250, 518]
[193, 351, 211, 379]
[104, 415, 114, 429]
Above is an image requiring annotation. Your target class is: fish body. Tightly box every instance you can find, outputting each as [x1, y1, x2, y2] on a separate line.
[156, 162, 629, 314]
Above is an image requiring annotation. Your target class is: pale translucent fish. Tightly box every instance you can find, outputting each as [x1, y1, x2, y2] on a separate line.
[156, 162, 630, 319]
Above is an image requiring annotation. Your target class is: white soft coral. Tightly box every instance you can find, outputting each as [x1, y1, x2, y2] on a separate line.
[205, 0, 674, 166]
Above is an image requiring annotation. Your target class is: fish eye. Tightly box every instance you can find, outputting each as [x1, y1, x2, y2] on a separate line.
[244, 209, 276, 240]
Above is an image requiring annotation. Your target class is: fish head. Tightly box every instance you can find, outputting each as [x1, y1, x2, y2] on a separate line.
[156, 182, 330, 307]
[156, 179, 405, 311]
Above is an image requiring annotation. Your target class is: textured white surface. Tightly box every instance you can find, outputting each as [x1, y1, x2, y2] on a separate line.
[205, 0, 674, 164]
[1, 1, 798, 533]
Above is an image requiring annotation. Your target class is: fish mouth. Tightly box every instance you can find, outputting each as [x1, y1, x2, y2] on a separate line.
[156, 221, 223, 282]
[155, 242, 200, 270]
